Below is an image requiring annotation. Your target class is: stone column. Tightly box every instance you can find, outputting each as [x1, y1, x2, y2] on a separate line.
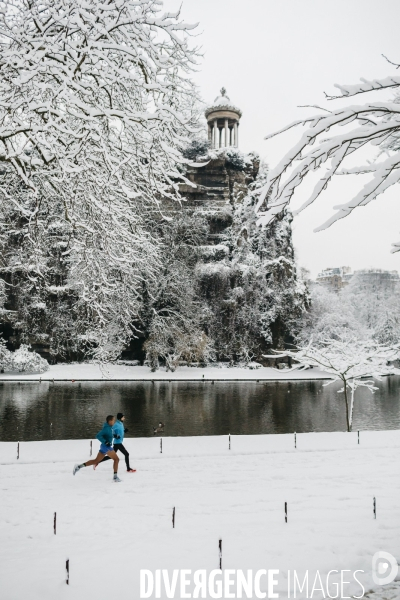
[234, 122, 238, 148]
[213, 119, 218, 149]
[208, 122, 212, 144]
[224, 118, 229, 147]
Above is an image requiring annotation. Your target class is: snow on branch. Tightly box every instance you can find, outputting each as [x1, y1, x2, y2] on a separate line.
[255, 74, 400, 251]
[329, 76, 400, 100]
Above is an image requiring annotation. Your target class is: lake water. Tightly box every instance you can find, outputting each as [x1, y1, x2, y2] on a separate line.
[0, 377, 399, 441]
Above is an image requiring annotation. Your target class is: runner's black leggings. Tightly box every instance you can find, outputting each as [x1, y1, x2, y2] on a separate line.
[101, 443, 131, 470]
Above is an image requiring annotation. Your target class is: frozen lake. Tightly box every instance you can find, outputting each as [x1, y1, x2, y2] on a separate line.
[0, 377, 400, 441]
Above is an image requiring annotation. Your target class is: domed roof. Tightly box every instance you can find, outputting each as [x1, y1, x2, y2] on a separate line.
[205, 88, 242, 118]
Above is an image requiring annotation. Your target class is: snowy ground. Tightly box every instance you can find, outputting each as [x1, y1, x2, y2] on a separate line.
[1, 431, 400, 600]
[0, 362, 334, 381]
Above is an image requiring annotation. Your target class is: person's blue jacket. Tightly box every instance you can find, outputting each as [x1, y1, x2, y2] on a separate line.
[96, 422, 114, 446]
[113, 419, 124, 444]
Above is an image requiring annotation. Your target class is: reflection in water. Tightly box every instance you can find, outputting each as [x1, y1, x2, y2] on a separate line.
[0, 377, 399, 441]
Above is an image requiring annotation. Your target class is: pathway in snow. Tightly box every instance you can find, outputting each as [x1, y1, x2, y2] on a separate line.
[1, 431, 399, 600]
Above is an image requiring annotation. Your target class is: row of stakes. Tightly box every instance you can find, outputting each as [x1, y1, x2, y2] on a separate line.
[17, 429, 369, 585]
[15, 430, 363, 460]
[59, 496, 377, 585]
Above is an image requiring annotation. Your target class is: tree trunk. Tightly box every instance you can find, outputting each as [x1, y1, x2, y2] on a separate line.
[349, 382, 355, 431]
[343, 382, 351, 432]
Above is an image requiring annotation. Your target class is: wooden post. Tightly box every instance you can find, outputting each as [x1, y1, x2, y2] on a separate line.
[66, 559, 69, 585]
[373, 497, 376, 519]
[229, 433, 231, 450]
[219, 539, 222, 569]
[17, 442, 19, 460]
[172, 507, 175, 529]
[54, 512, 56, 535]
[294, 432, 297, 449]
[90, 440, 92, 457]
[160, 438, 162, 454]
[358, 431, 360, 445]
[285, 502, 288, 523]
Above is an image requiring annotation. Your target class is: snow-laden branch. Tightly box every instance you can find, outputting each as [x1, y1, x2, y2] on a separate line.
[255, 74, 400, 251]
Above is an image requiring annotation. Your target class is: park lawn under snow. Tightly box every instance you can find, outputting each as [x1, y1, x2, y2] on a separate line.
[0, 362, 334, 381]
[1, 431, 400, 600]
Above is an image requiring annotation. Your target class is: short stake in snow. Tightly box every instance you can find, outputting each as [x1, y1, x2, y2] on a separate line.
[160, 438, 162, 454]
[90, 440, 92, 457]
[219, 539, 222, 569]
[17, 442, 19, 460]
[294, 432, 297, 449]
[285, 502, 288, 523]
[54, 512, 56, 535]
[172, 507, 175, 529]
[66, 559, 69, 585]
[373, 497, 376, 519]
[229, 433, 231, 450]
[358, 431, 360, 445]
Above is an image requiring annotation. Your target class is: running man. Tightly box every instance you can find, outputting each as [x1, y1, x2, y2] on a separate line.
[73, 415, 122, 482]
[98, 412, 135, 473]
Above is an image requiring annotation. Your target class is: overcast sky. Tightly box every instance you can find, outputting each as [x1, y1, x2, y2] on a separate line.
[168, 0, 400, 278]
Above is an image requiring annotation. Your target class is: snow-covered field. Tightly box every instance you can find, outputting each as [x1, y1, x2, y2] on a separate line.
[1, 431, 400, 600]
[0, 362, 333, 381]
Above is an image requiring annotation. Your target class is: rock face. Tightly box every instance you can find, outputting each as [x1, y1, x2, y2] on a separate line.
[181, 150, 259, 209]
[177, 148, 307, 364]
[179, 149, 260, 242]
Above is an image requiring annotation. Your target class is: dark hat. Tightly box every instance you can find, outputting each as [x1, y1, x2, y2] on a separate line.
[117, 412, 124, 420]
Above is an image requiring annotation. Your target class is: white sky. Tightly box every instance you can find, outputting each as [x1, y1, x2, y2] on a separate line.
[168, 0, 400, 277]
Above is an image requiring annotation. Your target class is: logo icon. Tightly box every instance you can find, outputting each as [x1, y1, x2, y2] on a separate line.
[372, 551, 398, 586]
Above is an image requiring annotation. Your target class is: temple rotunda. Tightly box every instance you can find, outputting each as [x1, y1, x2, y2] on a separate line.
[205, 88, 242, 149]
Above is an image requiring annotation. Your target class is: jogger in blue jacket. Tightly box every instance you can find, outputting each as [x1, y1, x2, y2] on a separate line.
[73, 415, 122, 482]
[98, 412, 135, 473]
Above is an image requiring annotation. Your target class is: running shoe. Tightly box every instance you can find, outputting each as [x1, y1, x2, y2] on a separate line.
[73, 464, 80, 476]
[113, 475, 122, 482]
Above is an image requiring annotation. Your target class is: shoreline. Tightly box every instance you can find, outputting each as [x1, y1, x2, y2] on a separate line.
[1, 363, 398, 382]
[0, 362, 337, 382]
[0, 377, 334, 382]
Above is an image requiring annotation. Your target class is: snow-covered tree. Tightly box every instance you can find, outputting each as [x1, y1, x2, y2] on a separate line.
[9, 344, 49, 373]
[0, 0, 201, 357]
[297, 283, 365, 344]
[141, 212, 215, 371]
[0, 336, 11, 371]
[267, 335, 398, 431]
[255, 66, 400, 252]
[342, 270, 400, 344]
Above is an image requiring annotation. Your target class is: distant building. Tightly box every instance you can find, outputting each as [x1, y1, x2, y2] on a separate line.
[316, 267, 400, 293]
[316, 266, 352, 292]
[351, 269, 400, 292]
